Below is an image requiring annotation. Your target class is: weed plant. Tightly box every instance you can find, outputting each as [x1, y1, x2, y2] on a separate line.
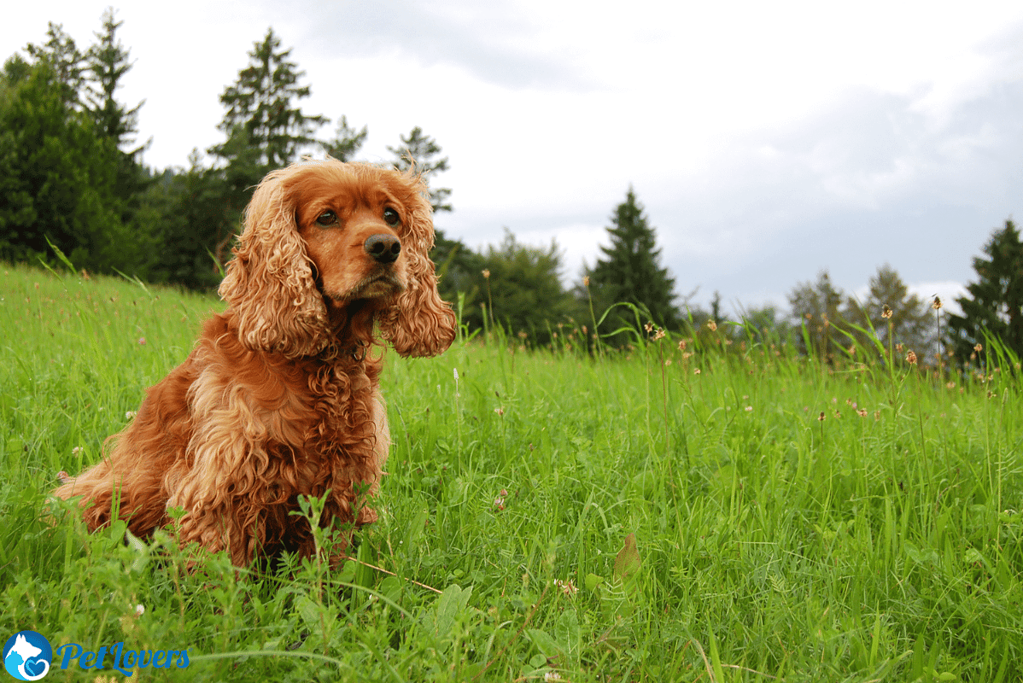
[1, 261, 1021, 681]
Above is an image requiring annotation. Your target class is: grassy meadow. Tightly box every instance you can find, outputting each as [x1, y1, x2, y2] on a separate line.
[1, 260, 1022, 682]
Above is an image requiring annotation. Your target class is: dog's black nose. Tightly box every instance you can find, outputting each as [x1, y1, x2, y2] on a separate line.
[364, 234, 401, 264]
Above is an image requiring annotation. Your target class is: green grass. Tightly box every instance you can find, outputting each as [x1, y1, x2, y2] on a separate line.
[1, 260, 1022, 682]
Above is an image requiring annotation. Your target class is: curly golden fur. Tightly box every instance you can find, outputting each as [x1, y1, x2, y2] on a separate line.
[53, 159, 456, 566]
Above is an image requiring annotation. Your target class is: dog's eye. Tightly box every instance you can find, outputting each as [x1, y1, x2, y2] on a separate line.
[383, 207, 401, 227]
[315, 210, 338, 227]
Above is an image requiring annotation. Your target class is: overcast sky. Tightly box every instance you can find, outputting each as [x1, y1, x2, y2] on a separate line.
[4, 1, 1022, 317]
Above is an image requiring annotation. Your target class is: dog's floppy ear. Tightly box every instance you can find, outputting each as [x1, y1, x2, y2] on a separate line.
[378, 171, 457, 357]
[218, 166, 330, 358]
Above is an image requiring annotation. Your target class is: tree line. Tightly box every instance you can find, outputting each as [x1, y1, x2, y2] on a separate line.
[2, 12, 1020, 364]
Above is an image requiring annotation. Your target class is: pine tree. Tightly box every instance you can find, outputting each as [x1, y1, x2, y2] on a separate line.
[843, 264, 934, 359]
[210, 28, 326, 171]
[321, 115, 367, 162]
[585, 187, 680, 340]
[85, 9, 150, 231]
[208, 28, 326, 263]
[86, 9, 144, 155]
[388, 126, 452, 213]
[24, 23, 88, 110]
[947, 219, 1023, 362]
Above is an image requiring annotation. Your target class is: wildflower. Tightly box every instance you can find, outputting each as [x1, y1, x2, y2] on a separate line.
[905, 350, 917, 365]
[895, 343, 904, 352]
[72, 446, 83, 456]
[125, 411, 137, 420]
[135, 604, 145, 617]
[678, 339, 687, 351]
[694, 368, 701, 375]
[652, 329, 665, 341]
[554, 579, 577, 596]
[494, 407, 505, 416]
[857, 409, 868, 417]
[544, 672, 563, 682]
[818, 411, 826, 422]
[493, 491, 506, 510]
[582, 276, 590, 287]
[707, 320, 718, 332]
[137, 337, 146, 345]
[932, 296, 942, 310]
[644, 322, 654, 334]
[744, 405, 753, 412]
[482, 269, 490, 279]
[881, 305, 893, 319]
[974, 343, 983, 353]
[57, 470, 71, 484]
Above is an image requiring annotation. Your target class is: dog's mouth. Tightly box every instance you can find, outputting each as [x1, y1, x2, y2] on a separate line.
[325, 272, 404, 303]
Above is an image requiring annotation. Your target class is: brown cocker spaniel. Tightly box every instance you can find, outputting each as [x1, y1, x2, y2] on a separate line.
[54, 159, 456, 567]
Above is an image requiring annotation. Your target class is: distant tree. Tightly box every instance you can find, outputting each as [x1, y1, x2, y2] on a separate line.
[142, 155, 229, 289]
[737, 305, 793, 346]
[585, 187, 680, 343]
[210, 29, 326, 170]
[388, 126, 452, 213]
[321, 115, 367, 162]
[24, 23, 88, 110]
[431, 228, 484, 313]
[842, 264, 934, 360]
[710, 290, 725, 324]
[947, 219, 1023, 362]
[469, 230, 575, 345]
[208, 28, 326, 262]
[85, 8, 151, 232]
[788, 270, 844, 359]
[86, 9, 143, 152]
[0, 59, 130, 272]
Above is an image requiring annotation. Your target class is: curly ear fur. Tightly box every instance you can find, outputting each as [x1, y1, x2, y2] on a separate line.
[378, 169, 457, 357]
[218, 168, 329, 358]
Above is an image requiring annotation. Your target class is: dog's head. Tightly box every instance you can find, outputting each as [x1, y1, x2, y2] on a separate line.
[219, 159, 456, 358]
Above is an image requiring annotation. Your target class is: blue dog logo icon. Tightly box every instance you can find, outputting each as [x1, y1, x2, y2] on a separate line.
[3, 632, 52, 681]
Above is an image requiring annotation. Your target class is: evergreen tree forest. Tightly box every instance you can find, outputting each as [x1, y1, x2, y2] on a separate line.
[1, 13, 1019, 360]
